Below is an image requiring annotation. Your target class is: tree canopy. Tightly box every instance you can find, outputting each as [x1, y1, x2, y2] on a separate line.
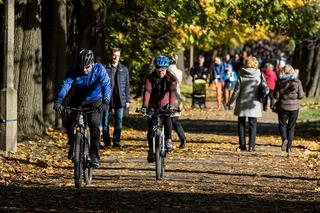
[101, 0, 320, 96]
[103, 0, 319, 60]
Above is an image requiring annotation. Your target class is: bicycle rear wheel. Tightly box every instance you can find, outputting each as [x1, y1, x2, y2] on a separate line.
[74, 133, 83, 188]
[155, 130, 165, 180]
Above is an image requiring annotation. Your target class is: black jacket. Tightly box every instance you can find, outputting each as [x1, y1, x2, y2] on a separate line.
[105, 63, 131, 108]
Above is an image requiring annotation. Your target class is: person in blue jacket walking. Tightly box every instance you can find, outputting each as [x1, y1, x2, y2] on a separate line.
[53, 49, 111, 167]
[211, 57, 226, 110]
[223, 64, 238, 109]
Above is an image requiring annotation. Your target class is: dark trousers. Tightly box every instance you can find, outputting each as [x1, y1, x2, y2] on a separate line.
[171, 116, 186, 142]
[66, 99, 101, 157]
[263, 90, 274, 110]
[147, 115, 172, 148]
[278, 110, 299, 149]
[238, 117, 257, 149]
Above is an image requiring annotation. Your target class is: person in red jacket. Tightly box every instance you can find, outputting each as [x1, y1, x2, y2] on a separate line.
[142, 55, 177, 163]
[262, 63, 278, 111]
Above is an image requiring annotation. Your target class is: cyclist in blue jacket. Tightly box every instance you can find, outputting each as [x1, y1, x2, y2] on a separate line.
[53, 49, 111, 167]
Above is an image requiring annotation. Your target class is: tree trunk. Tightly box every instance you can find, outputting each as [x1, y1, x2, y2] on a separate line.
[189, 46, 194, 70]
[67, 0, 107, 65]
[309, 43, 320, 97]
[316, 81, 320, 96]
[14, 0, 27, 90]
[0, 4, 4, 89]
[42, 0, 67, 129]
[15, 0, 43, 135]
[177, 51, 185, 72]
[55, 4, 67, 127]
[293, 38, 320, 97]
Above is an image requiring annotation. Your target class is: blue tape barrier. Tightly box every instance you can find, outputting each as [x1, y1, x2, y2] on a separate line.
[0, 118, 17, 123]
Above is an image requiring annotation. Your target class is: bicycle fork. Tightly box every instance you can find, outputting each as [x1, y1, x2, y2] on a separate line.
[84, 128, 91, 166]
[152, 125, 166, 158]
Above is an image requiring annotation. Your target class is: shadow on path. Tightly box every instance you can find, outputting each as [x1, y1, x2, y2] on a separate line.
[124, 115, 319, 139]
[94, 166, 320, 182]
[0, 186, 319, 212]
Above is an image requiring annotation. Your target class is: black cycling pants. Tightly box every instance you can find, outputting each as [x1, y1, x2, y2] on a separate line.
[66, 99, 102, 157]
[147, 115, 172, 148]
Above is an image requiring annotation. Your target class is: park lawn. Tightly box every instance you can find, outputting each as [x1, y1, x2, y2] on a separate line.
[299, 108, 320, 121]
[299, 97, 320, 121]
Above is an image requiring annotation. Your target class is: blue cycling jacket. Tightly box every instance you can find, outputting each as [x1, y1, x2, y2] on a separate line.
[55, 63, 111, 104]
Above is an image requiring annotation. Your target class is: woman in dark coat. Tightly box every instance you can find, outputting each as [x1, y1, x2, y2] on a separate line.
[274, 64, 304, 154]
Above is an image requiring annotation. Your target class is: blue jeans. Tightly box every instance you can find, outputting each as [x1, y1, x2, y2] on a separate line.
[102, 107, 124, 145]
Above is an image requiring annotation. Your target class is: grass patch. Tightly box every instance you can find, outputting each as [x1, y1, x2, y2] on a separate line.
[299, 108, 320, 121]
[298, 97, 320, 121]
[180, 83, 192, 95]
[180, 83, 193, 103]
[293, 96, 319, 134]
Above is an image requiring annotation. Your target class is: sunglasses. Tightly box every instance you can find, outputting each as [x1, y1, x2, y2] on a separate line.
[84, 64, 91, 69]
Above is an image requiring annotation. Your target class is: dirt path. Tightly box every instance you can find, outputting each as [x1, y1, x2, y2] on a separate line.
[0, 86, 319, 212]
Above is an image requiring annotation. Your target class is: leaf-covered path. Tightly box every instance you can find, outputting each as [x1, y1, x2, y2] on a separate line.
[1, 91, 320, 212]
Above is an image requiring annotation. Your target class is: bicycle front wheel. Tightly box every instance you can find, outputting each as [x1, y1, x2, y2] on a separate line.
[74, 133, 83, 188]
[84, 133, 93, 185]
[84, 163, 93, 185]
[155, 130, 165, 180]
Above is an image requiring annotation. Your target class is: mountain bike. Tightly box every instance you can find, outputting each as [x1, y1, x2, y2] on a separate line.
[64, 106, 97, 188]
[137, 107, 178, 180]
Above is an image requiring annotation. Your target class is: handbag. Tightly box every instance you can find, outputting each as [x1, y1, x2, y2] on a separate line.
[271, 80, 282, 113]
[258, 73, 269, 102]
[271, 101, 279, 113]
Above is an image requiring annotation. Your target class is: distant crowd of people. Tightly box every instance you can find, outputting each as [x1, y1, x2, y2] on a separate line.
[188, 40, 304, 154]
[190, 40, 291, 111]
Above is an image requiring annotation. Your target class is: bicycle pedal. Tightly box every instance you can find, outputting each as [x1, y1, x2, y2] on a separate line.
[91, 164, 99, 169]
[166, 148, 174, 153]
[160, 151, 167, 158]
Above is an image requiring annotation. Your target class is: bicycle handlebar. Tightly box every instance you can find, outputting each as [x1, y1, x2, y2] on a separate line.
[63, 106, 99, 114]
[135, 107, 180, 116]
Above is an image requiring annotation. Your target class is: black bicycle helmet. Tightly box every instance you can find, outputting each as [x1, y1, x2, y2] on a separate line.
[79, 49, 95, 67]
[154, 55, 171, 69]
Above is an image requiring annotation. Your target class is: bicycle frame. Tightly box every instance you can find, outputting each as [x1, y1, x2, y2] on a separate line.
[150, 112, 166, 158]
[72, 111, 91, 164]
[64, 106, 96, 188]
[137, 107, 174, 180]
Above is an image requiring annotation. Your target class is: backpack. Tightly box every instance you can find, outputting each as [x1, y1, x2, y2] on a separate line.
[258, 73, 269, 102]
